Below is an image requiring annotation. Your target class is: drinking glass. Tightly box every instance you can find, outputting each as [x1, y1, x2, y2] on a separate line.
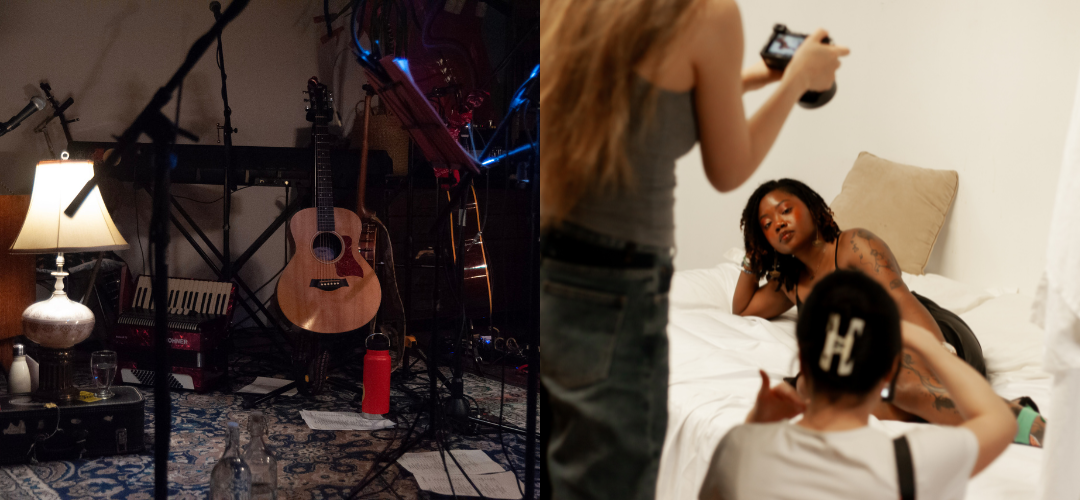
[90, 350, 117, 399]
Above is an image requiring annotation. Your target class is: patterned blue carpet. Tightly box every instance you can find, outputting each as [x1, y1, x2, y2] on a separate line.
[1, 359, 539, 499]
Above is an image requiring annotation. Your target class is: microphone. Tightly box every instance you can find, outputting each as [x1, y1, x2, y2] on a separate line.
[209, 1, 222, 20]
[0, 97, 46, 137]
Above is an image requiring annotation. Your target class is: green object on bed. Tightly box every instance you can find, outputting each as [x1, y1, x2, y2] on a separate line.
[1014, 405, 1039, 445]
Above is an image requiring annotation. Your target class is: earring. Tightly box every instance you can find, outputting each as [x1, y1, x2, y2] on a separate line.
[768, 255, 781, 280]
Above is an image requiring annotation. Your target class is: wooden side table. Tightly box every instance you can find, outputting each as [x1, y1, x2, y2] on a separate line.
[0, 195, 36, 372]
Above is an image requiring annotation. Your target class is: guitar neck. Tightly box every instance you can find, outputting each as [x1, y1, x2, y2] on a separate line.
[313, 108, 335, 232]
[356, 92, 374, 220]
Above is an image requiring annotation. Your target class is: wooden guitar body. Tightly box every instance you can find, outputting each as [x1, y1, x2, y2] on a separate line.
[277, 207, 382, 333]
[448, 186, 492, 321]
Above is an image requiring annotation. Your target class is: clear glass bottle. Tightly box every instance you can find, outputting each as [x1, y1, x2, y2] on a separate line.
[243, 411, 278, 500]
[210, 421, 252, 500]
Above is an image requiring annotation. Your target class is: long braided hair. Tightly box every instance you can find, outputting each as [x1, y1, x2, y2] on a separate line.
[740, 179, 841, 292]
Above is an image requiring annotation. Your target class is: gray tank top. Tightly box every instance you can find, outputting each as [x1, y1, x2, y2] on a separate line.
[565, 76, 698, 248]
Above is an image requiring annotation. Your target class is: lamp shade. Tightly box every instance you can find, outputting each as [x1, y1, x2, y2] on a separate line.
[9, 160, 128, 253]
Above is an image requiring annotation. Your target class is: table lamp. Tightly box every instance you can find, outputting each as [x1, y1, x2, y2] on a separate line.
[9, 158, 128, 402]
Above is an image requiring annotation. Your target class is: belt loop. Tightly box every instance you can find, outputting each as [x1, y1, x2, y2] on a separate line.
[659, 263, 673, 293]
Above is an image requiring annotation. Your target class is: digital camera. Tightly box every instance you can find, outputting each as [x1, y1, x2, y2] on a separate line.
[760, 24, 837, 109]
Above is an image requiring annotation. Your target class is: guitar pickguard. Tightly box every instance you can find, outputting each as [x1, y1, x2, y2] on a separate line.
[335, 236, 365, 278]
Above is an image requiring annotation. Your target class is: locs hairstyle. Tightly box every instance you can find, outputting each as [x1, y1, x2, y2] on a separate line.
[797, 271, 901, 400]
[740, 179, 841, 292]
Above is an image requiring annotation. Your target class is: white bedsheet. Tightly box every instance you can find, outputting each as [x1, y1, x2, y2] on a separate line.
[658, 263, 1051, 499]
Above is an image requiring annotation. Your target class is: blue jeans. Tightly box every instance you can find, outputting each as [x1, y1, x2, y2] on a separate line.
[541, 228, 673, 500]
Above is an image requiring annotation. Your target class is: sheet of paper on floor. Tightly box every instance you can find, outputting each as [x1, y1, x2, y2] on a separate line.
[414, 470, 523, 499]
[398, 450, 523, 499]
[299, 410, 395, 430]
[237, 377, 297, 396]
[398, 450, 506, 474]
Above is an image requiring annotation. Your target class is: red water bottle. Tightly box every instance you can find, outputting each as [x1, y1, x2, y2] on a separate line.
[362, 332, 391, 417]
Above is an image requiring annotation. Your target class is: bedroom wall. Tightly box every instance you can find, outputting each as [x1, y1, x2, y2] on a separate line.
[674, 0, 1080, 295]
[0, 1, 377, 320]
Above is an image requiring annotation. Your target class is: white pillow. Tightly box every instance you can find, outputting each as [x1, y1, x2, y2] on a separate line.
[959, 294, 1046, 380]
[672, 251, 994, 317]
[669, 264, 741, 312]
[901, 272, 996, 315]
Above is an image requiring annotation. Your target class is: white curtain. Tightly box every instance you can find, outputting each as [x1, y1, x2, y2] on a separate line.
[1034, 62, 1080, 500]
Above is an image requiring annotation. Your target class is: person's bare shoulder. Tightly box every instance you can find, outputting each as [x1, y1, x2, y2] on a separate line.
[639, 0, 742, 88]
[682, 0, 744, 85]
[687, 0, 742, 56]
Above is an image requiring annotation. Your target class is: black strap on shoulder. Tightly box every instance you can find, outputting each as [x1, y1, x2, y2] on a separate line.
[834, 233, 841, 269]
[894, 435, 916, 500]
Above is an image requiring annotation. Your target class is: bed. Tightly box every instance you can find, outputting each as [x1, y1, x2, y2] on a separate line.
[655, 257, 1051, 499]
[656, 152, 1050, 498]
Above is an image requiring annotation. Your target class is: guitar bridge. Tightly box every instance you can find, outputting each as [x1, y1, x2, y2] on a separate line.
[310, 279, 349, 291]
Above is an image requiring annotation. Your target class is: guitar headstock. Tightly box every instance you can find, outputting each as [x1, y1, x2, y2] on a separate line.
[305, 76, 333, 123]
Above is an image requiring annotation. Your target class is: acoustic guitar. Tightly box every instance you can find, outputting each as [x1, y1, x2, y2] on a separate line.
[356, 85, 378, 264]
[447, 186, 492, 322]
[277, 77, 382, 334]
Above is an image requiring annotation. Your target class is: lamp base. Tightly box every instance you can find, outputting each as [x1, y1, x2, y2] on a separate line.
[32, 347, 78, 403]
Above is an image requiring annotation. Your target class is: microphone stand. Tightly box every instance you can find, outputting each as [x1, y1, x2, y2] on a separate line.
[62, 2, 250, 498]
[211, 1, 238, 281]
[421, 68, 540, 496]
[35, 82, 78, 158]
[522, 109, 539, 500]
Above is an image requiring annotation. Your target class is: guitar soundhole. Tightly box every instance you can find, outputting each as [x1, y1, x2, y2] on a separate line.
[311, 232, 343, 263]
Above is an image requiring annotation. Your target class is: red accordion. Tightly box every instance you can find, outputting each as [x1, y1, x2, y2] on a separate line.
[112, 272, 235, 392]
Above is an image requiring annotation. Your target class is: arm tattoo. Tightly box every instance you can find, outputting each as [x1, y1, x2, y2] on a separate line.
[869, 248, 884, 273]
[902, 353, 957, 413]
[850, 233, 864, 264]
[855, 229, 902, 276]
[889, 278, 904, 290]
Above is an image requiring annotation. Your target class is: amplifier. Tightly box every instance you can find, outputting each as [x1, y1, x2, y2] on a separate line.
[0, 386, 145, 464]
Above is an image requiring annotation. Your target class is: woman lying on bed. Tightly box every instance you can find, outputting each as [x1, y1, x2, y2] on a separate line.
[732, 178, 1045, 446]
[701, 271, 1016, 499]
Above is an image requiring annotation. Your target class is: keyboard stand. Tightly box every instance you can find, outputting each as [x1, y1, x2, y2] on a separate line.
[139, 181, 302, 358]
[156, 182, 380, 408]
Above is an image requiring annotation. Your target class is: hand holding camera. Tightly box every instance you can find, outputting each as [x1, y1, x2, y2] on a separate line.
[761, 25, 850, 108]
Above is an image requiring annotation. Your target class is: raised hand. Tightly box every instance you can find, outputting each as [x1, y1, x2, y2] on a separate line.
[746, 369, 807, 423]
[783, 29, 850, 93]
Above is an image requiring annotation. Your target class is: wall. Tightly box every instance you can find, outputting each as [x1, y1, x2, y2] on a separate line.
[0, 0, 377, 319]
[674, 1, 1080, 295]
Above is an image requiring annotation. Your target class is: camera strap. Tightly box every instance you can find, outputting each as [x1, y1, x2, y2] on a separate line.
[894, 435, 916, 500]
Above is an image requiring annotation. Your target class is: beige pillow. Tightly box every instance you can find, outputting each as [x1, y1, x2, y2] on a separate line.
[830, 152, 958, 275]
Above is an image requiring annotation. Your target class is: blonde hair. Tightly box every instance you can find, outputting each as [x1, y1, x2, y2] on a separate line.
[540, 0, 702, 227]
